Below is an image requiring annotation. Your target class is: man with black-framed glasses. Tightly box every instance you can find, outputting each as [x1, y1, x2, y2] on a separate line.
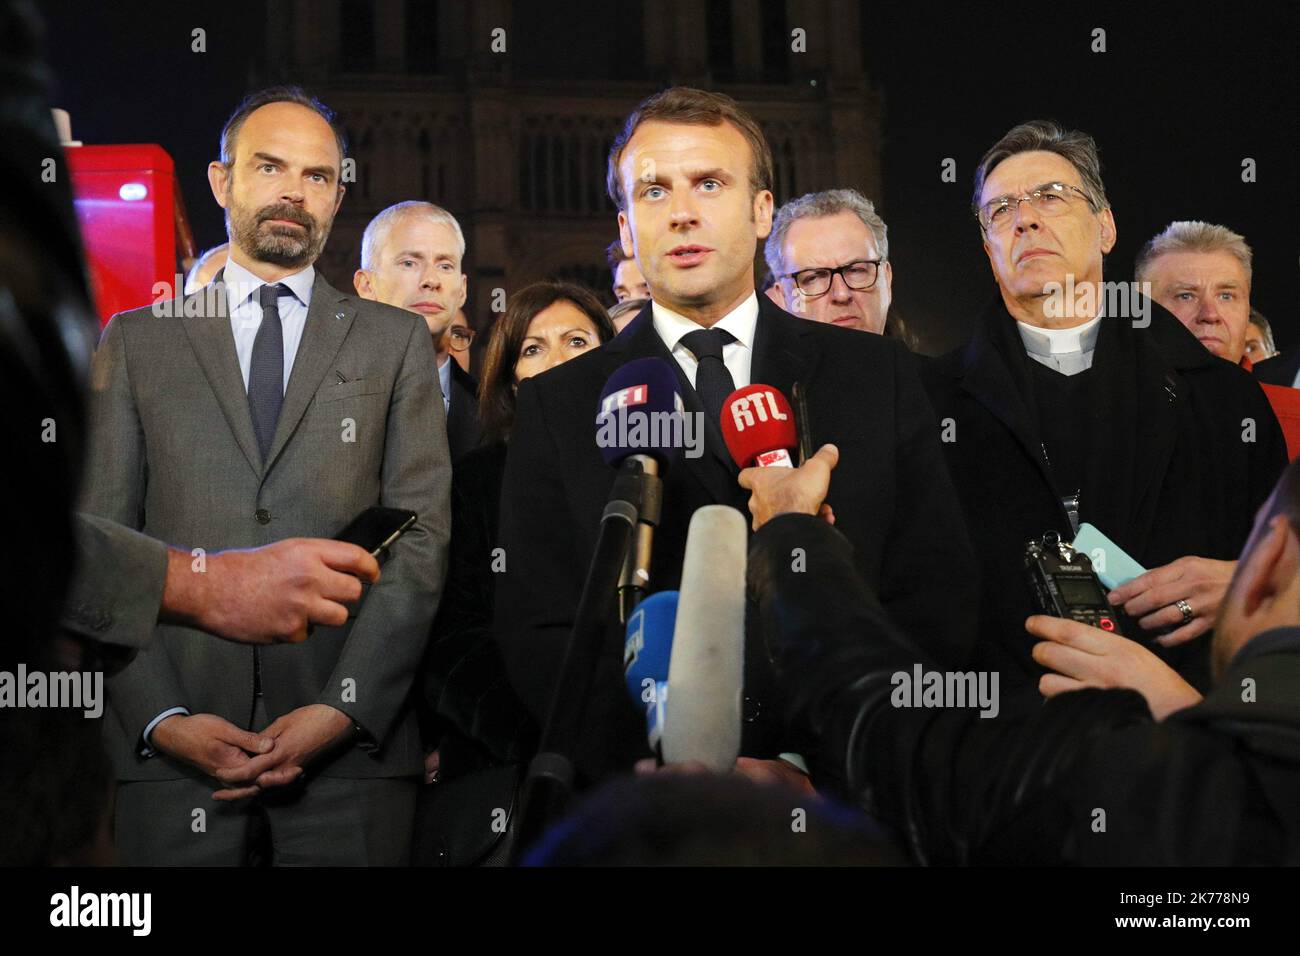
[442, 309, 476, 374]
[764, 188, 895, 337]
[919, 120, 1286, 713]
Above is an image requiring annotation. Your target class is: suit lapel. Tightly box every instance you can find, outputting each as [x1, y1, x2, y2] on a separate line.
[958, 302, 1056, 482]
[751, 299, 817, 438]
[264, 274, 356, 473]
[182, 273, 263, 477]
[1087, 303, 1180, 554]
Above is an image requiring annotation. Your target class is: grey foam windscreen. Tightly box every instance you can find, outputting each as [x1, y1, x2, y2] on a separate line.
[662, 505, 747, 771]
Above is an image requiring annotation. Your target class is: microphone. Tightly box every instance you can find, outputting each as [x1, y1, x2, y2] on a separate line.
[596, 357, 685, 621]
[719, 383, 799, 469]
[662, 505, 747, 771]
[514, 358, 686, 858]
[623, 590, 678, 756]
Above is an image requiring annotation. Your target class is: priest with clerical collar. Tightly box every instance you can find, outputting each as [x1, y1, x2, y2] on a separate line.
[920, 120, 1287, 712]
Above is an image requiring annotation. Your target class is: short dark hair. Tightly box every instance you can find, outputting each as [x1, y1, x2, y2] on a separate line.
[605, 239, 631, 270]
[606, 87, 774, 212]
[219, 86, 347, 169]
[972, 120, 1108, 222]
[479, 282, 616, 444]
[1249, 308, 1275, 352]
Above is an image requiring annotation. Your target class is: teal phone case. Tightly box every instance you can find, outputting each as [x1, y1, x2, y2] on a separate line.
[1071, 523, 1147, 590]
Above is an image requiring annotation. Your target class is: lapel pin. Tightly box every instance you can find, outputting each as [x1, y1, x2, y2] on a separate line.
[335, 311, 346, 321]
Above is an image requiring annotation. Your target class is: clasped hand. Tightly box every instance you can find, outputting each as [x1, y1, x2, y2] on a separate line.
[151, 705, 355, 801]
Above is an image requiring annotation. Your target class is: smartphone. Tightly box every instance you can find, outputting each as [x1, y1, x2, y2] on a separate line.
[333, 506, 418, 557]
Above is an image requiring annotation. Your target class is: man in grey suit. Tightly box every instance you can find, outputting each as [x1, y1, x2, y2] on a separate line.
[81, 87, 451, 865]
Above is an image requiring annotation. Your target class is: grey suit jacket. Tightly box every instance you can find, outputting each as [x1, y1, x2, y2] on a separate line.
[62, 512, 169, 648]
[81, 271, 451, 782]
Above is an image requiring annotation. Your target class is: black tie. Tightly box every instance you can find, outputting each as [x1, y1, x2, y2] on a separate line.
[680, 327, 737, 428]
[249, 283, 289, 462]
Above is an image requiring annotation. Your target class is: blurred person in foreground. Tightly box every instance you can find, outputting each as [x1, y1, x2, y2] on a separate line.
[523, 772, 902, 866]
[742, 444, 1300, 864]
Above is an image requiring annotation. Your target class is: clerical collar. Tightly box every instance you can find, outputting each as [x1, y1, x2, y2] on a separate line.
[1016, 311, 1105, 376]
[1017, 312, 1104, 358]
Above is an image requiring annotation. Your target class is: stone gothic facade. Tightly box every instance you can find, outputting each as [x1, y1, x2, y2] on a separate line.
[262, 0, 882, 325]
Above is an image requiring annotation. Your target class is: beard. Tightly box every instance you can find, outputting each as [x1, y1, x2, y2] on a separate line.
[227, 195, 331, 269]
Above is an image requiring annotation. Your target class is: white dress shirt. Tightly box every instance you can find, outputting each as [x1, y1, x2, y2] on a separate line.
[1016, 311, 1104, 376]
[652, 292, 758, 390]
[222, 256, 315, 393]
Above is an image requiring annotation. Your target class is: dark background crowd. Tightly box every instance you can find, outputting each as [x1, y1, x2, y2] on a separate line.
[39, 0, 1298, 353]
[4, 0, 1299, 875]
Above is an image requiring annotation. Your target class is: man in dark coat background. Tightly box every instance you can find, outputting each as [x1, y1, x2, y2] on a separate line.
[921, 121, 1286, 709]
[743, 449, 1300, 865]
[495, 87, 977, 785]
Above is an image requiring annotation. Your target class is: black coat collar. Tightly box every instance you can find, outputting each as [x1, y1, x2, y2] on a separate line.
[952, 292, 1208, 553]
[1254, 350, 1300, 387]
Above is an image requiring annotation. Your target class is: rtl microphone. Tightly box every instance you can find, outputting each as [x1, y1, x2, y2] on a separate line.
[662, 505, 747, 771]
[623, 590, 677, 756]
[596, 357, 686, 621]
[719, 383, 799, 469]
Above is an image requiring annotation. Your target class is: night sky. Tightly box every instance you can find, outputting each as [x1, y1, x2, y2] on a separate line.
[38, 1, 1298, 353]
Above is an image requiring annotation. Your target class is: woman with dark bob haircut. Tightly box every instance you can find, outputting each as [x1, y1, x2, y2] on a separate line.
[477, 281, 616, 445]
[414, 281, 616, 865]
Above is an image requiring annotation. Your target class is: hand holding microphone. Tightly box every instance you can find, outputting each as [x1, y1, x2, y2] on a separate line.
[738, 444, 839, 531]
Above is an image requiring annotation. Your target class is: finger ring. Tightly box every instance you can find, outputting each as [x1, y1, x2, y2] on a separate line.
[1175, 599, 1193, 623]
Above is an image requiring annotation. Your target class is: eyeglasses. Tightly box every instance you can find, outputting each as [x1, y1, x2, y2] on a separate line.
[781, 259, 883, 298]
[976, 181, 1093, 232]
[445, 326, 476, 352]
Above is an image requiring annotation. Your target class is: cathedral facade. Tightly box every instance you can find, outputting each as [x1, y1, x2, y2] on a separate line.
[262, 0, 883, 324]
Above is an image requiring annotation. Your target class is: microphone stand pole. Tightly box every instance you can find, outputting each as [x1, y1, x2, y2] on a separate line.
[511, 458, 646, 860]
